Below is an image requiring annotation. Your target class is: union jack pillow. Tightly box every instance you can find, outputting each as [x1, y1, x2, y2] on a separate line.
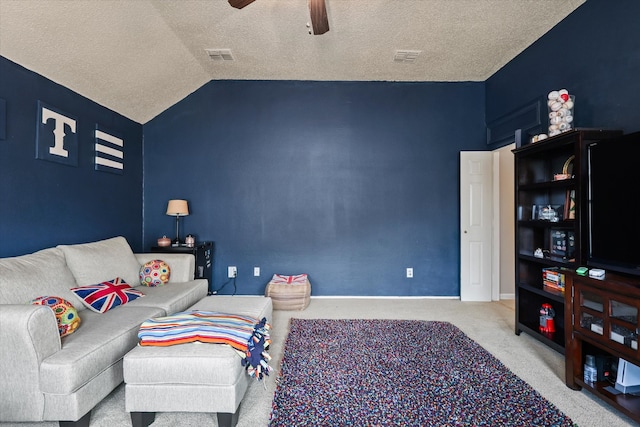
[71, 277, 144, 313]
[269, 274, 308, 285]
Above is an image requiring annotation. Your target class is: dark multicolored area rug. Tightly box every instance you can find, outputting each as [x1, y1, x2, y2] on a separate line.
[269, 319, 575, 426]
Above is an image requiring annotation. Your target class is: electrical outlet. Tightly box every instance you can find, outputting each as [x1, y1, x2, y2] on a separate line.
[228, 266, 237, 278]
[406, 267, 413, 278]
[254, 267, 260, 277]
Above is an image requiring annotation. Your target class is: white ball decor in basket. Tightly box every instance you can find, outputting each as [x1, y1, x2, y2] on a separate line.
[547, 89, 574, 137]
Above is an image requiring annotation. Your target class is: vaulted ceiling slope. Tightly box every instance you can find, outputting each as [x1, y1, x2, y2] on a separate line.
[0, 0, 585, 124]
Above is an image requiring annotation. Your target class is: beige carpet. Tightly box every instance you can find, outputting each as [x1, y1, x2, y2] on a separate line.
[6, 298, 636, 426]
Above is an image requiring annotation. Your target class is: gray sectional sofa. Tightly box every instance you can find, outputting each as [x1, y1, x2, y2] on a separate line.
[0, 236, 252, 426]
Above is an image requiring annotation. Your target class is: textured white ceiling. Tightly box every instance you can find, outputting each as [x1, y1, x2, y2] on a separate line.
[0, 0, 585, 124]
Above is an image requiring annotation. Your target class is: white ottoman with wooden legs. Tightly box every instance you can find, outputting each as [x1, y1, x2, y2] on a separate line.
[123, 295, 272, 427]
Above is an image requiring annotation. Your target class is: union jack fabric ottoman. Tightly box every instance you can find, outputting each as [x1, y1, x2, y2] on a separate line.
[264, 274, 311, 311]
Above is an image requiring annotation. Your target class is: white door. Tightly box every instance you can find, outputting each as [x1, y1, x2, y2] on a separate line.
[460, 151, 494, 301]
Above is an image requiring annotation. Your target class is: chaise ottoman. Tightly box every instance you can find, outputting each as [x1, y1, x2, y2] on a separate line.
[123, 295, 272, 427]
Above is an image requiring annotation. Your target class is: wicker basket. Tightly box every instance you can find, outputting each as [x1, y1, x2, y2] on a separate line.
[265, 275, 311, 311]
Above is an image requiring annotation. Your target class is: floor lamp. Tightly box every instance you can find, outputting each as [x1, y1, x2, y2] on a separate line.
[166, 199, 189, 246]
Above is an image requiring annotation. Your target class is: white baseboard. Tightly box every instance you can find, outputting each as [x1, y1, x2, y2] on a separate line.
[310, 295, 460, 300]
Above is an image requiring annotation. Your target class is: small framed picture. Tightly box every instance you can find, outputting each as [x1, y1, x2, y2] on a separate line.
[550, 229, 575, 259]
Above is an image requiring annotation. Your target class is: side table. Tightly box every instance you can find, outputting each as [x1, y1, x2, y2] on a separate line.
[150, 241, 214, 295]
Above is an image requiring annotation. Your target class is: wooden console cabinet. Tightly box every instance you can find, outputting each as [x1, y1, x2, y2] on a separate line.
[565, 271, 640, 423]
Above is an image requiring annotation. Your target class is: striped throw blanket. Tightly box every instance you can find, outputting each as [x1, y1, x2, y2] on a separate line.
[138, 311, 272, 380]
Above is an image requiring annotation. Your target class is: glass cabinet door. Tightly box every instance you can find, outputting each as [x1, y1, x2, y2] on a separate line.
[610, 298, 639, 352]
[577, 289, 604, 336]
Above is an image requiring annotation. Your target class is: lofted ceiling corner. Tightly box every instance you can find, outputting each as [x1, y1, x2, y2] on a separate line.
[0, 0, 586, 124]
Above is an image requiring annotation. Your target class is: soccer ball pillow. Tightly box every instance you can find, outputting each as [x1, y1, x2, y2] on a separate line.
[139, 259, 171, 287]
[31, 296, 81, 337]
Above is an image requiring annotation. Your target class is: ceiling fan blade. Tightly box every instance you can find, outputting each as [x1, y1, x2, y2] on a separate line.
[228, 0, 257, 9]
[309, 0, 329, 35]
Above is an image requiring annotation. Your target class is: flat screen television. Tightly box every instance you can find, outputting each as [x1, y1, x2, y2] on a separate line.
[587, 131, 640, 277]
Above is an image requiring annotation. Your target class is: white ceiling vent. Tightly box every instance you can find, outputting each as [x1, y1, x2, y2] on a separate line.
[393, 50, 421, 63]
[205, 49, 234, 61]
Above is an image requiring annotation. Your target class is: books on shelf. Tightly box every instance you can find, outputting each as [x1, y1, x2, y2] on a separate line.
[543, 267, 565, 294]
[564, 189, 576, 220]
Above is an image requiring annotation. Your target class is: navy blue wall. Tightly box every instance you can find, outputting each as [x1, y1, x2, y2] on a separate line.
[5, 0, 636, 296]
[0, 57, 143, 257]
[143, 81, 486, 296]
[487, 0, 640, 135]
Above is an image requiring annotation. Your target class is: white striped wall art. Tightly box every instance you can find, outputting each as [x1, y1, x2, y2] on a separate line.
[94, 127, 123, 174]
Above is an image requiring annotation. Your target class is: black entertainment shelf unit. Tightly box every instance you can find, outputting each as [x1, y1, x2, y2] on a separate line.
[513, 129, 622, 353]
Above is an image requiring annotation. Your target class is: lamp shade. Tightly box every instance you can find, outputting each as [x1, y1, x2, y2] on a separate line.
[166, 199, 189, 216]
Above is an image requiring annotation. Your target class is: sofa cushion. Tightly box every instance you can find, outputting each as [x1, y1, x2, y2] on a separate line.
[0, 247, 83, 311]
[124, 342, 245, 386]
[39, 305, 165, 395]
[58, 236, 141, 288]
[139, 259, 171, 287]
[189, 295, 273, 323]
[30, 296, 81, 337]
[125, 279, 208, 315]
[71, 278, 144, 313]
